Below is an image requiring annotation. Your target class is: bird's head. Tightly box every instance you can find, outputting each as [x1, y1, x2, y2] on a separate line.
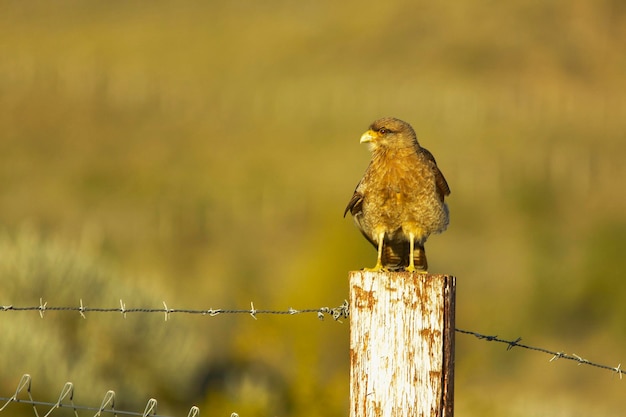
[360, 117, 419, 152]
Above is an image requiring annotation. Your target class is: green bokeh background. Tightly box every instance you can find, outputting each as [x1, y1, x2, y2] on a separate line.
[1, 1, 624, 416]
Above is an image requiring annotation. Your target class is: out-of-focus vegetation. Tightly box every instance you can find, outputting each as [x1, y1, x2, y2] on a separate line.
[0, 0, 624, 416]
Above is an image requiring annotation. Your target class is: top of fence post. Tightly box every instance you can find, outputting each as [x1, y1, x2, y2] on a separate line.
[349, 271, 456, 417]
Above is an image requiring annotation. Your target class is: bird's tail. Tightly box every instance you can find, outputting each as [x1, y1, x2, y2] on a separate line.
[412, 244, 428, 272]
[381, 244, 404, 271]
[381, 242, 428, 272]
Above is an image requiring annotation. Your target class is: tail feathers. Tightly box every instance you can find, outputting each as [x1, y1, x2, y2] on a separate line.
[412, 245, 428, 272]
[381, 241, 428, 272]
[381, 244, 406, 271]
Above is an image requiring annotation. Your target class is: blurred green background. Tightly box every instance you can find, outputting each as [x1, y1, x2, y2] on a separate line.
[1, 0, 625, 416]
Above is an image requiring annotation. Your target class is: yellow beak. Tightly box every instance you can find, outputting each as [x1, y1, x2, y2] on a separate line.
[360, 129, 377, 144]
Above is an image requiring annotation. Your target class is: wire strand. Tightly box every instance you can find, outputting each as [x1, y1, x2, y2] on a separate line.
[1, 300, 622, 378]
[0, 376, 201, 417]
[1, 299, 350, 322]
[455, 328, 623, 378]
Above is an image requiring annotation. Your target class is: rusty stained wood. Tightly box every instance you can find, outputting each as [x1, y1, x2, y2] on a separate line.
[349, 271, 455, 417]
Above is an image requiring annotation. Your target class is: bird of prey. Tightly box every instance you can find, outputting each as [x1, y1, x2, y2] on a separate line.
[344, 117, 450, 272]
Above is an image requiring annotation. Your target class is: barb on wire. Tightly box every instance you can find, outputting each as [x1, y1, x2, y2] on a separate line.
[249, 302, 257, 320]
[0, 299, 349, 321]
[43, 382, 76, 417]
[0, 374, 35, 414]
[142, 399, 157, 417]
[79, 300, 86, 319]
[39, 298, 46, 319]
[120, 300, 127, 319]
[94, 391, 115, 417]
[456, 328, 623, 379]
[318, 300, 350, 322]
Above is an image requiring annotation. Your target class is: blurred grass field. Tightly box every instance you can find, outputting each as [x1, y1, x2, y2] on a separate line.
[0, 1, 625, 416]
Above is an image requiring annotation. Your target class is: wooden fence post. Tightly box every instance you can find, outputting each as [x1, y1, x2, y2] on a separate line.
[349, 271, 455, 417]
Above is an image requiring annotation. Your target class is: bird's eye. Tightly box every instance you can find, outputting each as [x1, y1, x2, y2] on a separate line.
[379, 128, 388, 134]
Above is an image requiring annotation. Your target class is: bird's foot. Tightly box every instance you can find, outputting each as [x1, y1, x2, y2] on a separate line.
[362, 261, 385, 272]
[405, 265, 428, 273]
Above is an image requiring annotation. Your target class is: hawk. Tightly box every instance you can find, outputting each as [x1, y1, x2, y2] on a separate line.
[344, 117, 450, 272]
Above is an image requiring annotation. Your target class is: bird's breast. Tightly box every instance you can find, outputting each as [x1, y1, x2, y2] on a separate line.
[358, 153, 448, 234]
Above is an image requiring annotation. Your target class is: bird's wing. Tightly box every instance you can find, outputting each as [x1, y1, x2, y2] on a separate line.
[344, 159, 375, 218]
[420, 147, 450, 201]
[344, 187, 380, 249]
[344, 189, 363, 218]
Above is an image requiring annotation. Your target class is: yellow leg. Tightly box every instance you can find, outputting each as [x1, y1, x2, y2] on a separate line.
[364, 232, 385, 271]
[406, 232, 416, 272]
[405, 232, 427, 273]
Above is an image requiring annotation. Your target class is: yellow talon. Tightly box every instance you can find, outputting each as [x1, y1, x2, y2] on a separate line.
[363, 260, 385, 272]
[405, 265, 427, 273]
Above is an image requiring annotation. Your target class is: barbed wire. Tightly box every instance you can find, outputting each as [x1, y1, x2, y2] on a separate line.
[1, 299, 622, 377]
[0, 298, 350, 322]
[0, 374, 230, 417]
[455, 328, 623, 379]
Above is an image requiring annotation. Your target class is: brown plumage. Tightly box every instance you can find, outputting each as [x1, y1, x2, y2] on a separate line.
[344, 117, 450, 272]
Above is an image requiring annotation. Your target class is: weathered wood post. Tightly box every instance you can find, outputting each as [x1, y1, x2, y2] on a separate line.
[349, 272, 455, 417]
